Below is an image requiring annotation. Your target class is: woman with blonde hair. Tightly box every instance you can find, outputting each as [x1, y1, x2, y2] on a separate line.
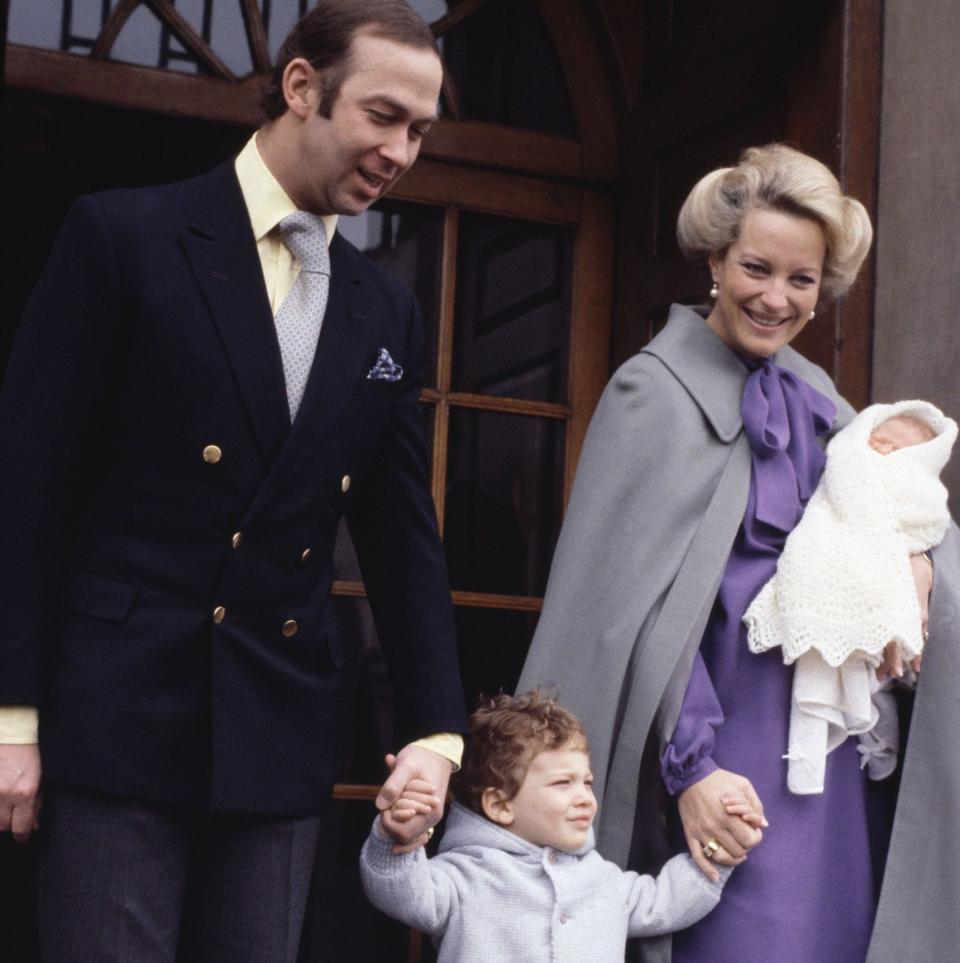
[520, 144, 959, 961]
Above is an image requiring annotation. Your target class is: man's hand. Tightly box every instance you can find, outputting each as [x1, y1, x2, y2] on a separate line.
[0, 743, 41, 842]
[375, 744, 451, 853]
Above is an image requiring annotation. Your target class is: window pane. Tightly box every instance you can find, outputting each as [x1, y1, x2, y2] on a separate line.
[406, 0, 450, 23]
[452, 212, 572, 404]
[332, 594, 398, 785]
[455, 606, 538, 708]
[7, 1, 283, 76]
[444, 408, 564, 597]
[441, 0, 575, 135]
[263, 0, 311, 62]
[298, 799, 410, 961]
[338, 200, 444, 389]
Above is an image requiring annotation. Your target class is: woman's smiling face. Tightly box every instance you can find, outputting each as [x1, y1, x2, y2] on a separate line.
[706, 207, 826, 358]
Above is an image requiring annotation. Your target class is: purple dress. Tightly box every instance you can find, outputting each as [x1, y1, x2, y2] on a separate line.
[661, 358, 876, 963]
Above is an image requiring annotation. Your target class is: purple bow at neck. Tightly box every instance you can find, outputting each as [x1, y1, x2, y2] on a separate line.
[741, 357, 837, 533]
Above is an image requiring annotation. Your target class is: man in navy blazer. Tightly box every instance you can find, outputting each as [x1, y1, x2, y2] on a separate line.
[0, 2, 466, 959]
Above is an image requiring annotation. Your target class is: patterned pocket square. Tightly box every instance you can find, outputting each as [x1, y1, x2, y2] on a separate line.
[366, 347, 404, 382]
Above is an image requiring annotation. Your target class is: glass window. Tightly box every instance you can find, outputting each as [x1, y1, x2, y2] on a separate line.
[339, 200, 445, 388]
[452, 212, 572, 404]
[298, 798, 411, 961]
[455, 605, 538, 706]
[444, 408, 564, 597]
[440, 0, 575, 135]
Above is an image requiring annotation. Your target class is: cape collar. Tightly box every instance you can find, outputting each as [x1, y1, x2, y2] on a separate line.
[642, 303, 809, 444]
[641, 304, 748, 443]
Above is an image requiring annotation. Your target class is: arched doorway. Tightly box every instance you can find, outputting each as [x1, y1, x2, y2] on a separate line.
[4, 2, 619, 958]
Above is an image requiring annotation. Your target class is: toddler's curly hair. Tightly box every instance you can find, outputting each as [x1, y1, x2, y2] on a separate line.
[452, 691, 588, 816]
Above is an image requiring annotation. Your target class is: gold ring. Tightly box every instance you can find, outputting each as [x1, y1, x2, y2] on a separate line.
[922, 630, 930, 642]
[702, 838, 720, 860]
[424, 826, 434, 840]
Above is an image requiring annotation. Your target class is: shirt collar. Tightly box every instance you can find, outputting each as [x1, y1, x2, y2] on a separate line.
[234, 132, 338, 244]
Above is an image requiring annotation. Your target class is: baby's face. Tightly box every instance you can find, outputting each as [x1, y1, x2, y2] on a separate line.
[505, 743, 597, 852]
[868, 416, 933, 455]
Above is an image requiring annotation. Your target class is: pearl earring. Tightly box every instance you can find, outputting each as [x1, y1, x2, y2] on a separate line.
[809, 310, 816, 320]
[709, 281, 719, 299]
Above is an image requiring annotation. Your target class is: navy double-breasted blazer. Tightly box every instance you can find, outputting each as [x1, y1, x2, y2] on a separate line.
[0, 161, 466, 814]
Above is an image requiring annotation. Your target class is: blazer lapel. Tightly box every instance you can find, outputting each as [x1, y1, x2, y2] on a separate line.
[241, 236, 373, 523]
[180, 163, 290, 468]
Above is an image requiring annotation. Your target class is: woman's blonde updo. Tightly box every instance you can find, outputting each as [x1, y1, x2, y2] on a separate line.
[677, 144, 873, 300]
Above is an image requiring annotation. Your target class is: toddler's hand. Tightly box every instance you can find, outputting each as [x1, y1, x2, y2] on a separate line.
[721, 793, 768, 831]
[386, 778, 443, 823]
[378, 778, 443, 854]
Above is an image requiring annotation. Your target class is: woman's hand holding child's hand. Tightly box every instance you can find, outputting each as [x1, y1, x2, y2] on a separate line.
[722, 793, 766, 829]
[678, 769, 767, 883]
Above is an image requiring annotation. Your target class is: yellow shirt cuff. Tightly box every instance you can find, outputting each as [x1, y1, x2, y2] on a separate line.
[409, 733, 464, 771]
[0, 706, 39, 743]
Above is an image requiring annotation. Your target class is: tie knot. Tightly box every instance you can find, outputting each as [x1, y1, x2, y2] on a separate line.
[279, 211, 330, 274]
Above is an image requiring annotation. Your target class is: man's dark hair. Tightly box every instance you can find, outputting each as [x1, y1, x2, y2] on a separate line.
[261, 0, 439, 120]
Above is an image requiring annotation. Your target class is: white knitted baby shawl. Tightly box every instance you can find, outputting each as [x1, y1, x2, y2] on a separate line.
[743, 400, 956, 794]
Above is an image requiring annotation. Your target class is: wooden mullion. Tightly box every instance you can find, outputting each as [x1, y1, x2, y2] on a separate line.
[331, 783, 379, 801]
[407, 929, 424, 963]
[834, 0, 882, 411]
[392, 156, 584, 223]
[451, 591, 543, 612]
[90, 0, 139, 59]
[420, 389, 570, 421]
[430, 207, 458, 534]
[535, 0, 617, 179]
[434, 208, 456, 394]
[143, 0, 235, 80]
[423, 119, 586, 180]
[440, 66, 461, 121]
[6, 45, 263, 123]
[5, 49, 591, 182]
[564, 191, 615, 506]
[239, 0, 271, 74]
[430, 0, 490, 38]
[331, 579, 366, 598]
[332, 579, 543, 613]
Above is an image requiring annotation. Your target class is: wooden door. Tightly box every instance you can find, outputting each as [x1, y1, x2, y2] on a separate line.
[613, 0, 882, 411]
[4, 2, 617, 960]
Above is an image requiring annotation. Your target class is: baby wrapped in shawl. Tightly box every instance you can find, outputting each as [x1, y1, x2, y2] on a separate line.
[743, 400, 957, 794]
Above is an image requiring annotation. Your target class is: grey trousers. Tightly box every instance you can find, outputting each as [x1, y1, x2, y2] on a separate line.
[38, 780, 321, 963]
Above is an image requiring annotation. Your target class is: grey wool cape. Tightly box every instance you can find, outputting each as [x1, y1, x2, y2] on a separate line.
[519, 304, 960, 962]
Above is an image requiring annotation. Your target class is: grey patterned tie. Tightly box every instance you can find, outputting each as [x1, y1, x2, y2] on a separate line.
[275, 211, 331, 421]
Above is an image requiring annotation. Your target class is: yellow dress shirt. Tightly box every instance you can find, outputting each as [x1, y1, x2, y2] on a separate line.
[0, 134, 462, 771]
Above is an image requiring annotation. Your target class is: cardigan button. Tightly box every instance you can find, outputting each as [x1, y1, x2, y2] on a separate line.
[559, 911, 569, 924]
[281, 619, 299, 638]
[231, 532, 243, 549]
[547, 851, 558, 864]
[300, 548, 313, 565]
[202, 444, 222, 464]
[212, 605, 226, 623]
[340, 474, 351, 493]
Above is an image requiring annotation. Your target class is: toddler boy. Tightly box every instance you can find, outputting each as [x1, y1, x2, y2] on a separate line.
[360, 692, 734, 962]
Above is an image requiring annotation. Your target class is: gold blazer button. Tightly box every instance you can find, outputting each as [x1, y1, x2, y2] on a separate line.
[300, 548, 313, 565]
[212, 605, 226, 623]
[281, 619, 299, 638]
[231, 532, 243, 549]
[202, 445, 222, 464]
[340, 474, 351, 493]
